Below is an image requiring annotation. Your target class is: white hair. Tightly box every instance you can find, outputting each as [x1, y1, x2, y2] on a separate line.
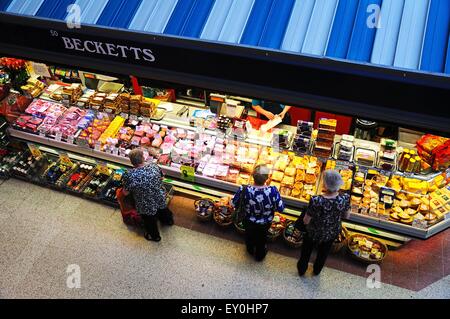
[323, 170, 344, 193]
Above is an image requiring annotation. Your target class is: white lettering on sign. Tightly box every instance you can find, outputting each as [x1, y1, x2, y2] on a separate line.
[61, 37, 156, 63]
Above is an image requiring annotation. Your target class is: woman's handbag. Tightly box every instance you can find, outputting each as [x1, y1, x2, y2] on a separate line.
[234, 186, 248, 224]
[294, 210, 307, 232]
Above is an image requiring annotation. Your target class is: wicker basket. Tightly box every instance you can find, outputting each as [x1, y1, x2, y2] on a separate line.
[282, 222, 303, 249]
[346, 233, 388, 264]
[330, 226, 349, 254]
[213, 203, 234, 227]
[194, 199, 215, 222]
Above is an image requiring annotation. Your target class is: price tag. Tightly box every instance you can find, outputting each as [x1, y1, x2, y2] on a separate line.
[119, 148, 127, 157]
[67, 135, 75, 145]
[77, 138, 90, 149]
[120, 113, 129, 120]
[412, 219, 428, 230]
[27, 143, 42, 159]
[55, 131, 62, 142]
[59, 152, 73, 167]
[112, 147, 119, 156]
[30, 62, 51, 78]
[379, 214, 389, 221]
[39, 129, 46, 137]
[94, 141, 102, 152]
[180, 165, 195, 182]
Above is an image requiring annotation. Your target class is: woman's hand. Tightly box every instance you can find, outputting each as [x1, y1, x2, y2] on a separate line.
[263, 110, 275, 120]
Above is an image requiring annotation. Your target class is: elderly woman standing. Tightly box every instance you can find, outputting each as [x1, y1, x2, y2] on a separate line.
[123, 148, 173, 242]
[297, 170, 351, 276]
[232, 165, 285, 262]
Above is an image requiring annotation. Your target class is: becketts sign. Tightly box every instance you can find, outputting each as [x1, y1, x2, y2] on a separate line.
[60, 36, 156, 62]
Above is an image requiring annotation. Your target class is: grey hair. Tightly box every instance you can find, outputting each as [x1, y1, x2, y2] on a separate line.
[323, 170, 344, 193]
[129, 148, 144, 167]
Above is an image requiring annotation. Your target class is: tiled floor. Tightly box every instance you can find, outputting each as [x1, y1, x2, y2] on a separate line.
[0, 178, 449, 299]
[168, 195, 450, 292]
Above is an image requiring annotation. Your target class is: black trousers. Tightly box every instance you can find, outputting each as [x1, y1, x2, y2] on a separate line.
[244, 220, 270, 261]
[297, 234, 334, 275]
[141, 208, 174, 239]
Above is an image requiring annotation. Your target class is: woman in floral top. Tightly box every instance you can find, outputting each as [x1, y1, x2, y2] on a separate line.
[232, 165, 285, 261]
[123, 148, 173, 242]
[297, 170, 351, 276]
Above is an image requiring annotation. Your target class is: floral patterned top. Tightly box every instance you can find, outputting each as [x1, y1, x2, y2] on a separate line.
[232, 186, 285, 225]
[306, 194, 350, 243]
[123, 164, 166, 216]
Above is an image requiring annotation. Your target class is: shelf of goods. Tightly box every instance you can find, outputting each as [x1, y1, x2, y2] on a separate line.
[5, 98, 450, 239]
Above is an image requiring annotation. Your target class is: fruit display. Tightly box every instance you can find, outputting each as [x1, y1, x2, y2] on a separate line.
[102, 169, 126, 203]
[0, 149, 23, 177]
[42, 160, 75, 185]
[348, 234, 388, 263]
[283, 221, 303, 248]
[267, 213, 287, 241]
[64, 163, 95, 192]
[10, 152, 51, 180]
[82, 167, 113, 198]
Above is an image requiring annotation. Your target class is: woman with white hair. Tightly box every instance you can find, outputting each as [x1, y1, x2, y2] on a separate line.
[296, 170, 351, 276]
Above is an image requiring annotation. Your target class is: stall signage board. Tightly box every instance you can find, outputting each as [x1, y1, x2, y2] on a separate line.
[59, 152, 73, 167]
[180, 165, 195, 183]
[27, 143, 42, 159]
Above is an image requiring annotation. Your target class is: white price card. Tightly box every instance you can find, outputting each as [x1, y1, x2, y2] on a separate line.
[67, 135, 74, 144]
[55, 131, 62, 142]
[94, 142, 102, 152]
[112, 147, 119, 156]
[412, 219, 428, 230]
[30, 62, 51, 78]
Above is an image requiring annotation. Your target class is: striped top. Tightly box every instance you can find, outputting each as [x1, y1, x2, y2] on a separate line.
[1, 0, 449, 75]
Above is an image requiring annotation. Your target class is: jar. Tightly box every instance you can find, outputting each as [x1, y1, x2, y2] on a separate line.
[406, 159, 416, 173]
[400, 154, 411, 171]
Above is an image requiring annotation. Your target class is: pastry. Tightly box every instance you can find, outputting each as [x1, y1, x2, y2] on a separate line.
[305, 173, 316, 184]
[295, 169, 305, 182]
[285, 167, 296, 177]
[271, 171, 284, 182]
[281, 176, 295, 186]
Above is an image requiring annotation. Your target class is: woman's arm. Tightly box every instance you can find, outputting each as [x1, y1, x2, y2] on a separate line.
[279, 105, 292, 119]
[252, 104, 275, 120]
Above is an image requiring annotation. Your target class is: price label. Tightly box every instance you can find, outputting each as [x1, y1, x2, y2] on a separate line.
[112, 147, 119, 156]
[94, 141, 102, 152]
[76, 138, 90, 149]
[59, 152, 73, 167]
[120, 113, 129, 120]
[67, 135, 75, 145]
[119, 148, 127, 157]
[55, 131, 62, 142]
[39, 129, 46, 137]
[379, 214, 389, 221]
[27, 143, 42, 159]
[180, 165, 195, 182]
[412, 219, 428, 230]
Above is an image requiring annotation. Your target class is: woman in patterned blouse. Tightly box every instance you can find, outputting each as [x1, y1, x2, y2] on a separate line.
[123, 148, 173, 242]
[297, 170, 351, 276]
[232, 165, 285, 261]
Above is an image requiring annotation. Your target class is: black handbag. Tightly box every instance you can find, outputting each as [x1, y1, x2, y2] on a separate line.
[234, 186, 248, 224]
[294, 210, 307, 232]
